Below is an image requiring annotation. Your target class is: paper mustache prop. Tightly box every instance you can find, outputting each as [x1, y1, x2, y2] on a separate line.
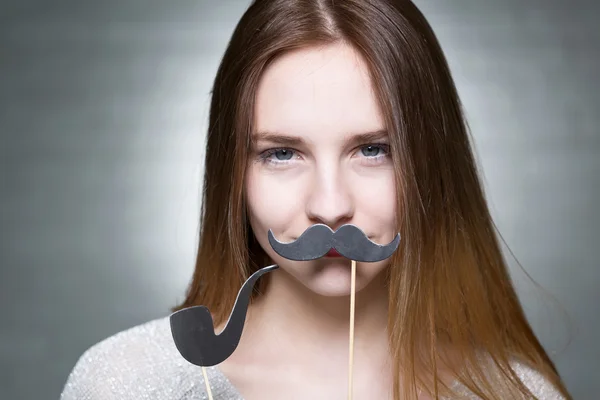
[268, 223, 400, 262]
[169, 223, 400, 399]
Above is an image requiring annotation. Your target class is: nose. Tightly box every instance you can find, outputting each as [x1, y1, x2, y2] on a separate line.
[305, 163, 354, 230]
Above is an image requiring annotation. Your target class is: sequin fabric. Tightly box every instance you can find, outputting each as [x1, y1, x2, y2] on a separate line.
[60, 316, 243, 400]
[60, 316, 565, 399]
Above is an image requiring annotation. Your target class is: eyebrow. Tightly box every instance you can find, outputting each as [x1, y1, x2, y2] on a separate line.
[251, 129, 389, 147]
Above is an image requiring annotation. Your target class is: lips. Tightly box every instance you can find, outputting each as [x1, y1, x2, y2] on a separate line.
[325, 248, 343, 257]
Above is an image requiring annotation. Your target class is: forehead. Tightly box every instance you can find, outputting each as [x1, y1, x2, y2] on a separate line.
[254, 43, 384, 138]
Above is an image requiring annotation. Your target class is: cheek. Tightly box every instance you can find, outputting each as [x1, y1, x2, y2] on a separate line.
[355, 171, 397, 225]
[245, 167, 304, 237]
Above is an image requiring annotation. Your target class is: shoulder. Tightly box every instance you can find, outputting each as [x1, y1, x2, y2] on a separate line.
[510, 359, 567, 400]
[59, 316, 206, 400]
[449, 354, 567, 399]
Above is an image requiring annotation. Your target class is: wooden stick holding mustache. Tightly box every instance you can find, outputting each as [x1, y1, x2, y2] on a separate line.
[268, 224, 400, 400]
[348, 259, 357, 400]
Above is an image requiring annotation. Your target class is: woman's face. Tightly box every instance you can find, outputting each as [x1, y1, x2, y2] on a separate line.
[245, 43, 397, 297]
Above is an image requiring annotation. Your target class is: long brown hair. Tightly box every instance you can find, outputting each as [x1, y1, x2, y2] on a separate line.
[174, 0, 571, 398]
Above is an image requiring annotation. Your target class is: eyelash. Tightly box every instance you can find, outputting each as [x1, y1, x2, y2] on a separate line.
[257, 143, 391, 167]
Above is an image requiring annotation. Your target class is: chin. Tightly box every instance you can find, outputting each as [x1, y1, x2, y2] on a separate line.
[287, 259, 379, 297]
[308, 281, 362, 297]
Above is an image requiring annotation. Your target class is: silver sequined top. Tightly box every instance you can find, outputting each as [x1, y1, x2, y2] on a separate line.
[60, 316, 565, 399]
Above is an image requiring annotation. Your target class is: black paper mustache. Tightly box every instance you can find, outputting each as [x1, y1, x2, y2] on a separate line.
[170, 224, 400, 367]
[268, 223, 400, 262]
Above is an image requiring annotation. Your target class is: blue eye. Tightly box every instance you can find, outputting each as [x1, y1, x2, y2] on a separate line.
[273, 149, 293, 160]
[360, 144, 389, 157]
[258, 148, 296, 164]
[361, 145, 381, 157]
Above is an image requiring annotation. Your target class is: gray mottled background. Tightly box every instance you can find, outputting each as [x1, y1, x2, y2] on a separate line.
[0, 0, 597, 398]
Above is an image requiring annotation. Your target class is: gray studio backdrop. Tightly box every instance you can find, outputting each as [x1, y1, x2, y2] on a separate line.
[1, 1, 598, 398]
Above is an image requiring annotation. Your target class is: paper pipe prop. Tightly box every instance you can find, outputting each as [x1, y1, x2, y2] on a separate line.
[170, 264, 278, 367]
[170, 224, 400, 400]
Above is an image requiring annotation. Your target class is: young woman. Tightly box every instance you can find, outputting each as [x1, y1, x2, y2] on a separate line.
[61, 1, 572, 399]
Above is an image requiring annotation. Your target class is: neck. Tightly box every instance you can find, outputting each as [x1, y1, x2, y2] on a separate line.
[241, 267, 390, 365]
